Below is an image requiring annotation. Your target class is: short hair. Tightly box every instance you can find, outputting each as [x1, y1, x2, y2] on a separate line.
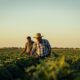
[27, 36, 31, 39]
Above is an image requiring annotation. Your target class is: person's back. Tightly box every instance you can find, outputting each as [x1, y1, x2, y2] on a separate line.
[21, 36, 34, 56]
[34, 39, 51, 56]
[26, 40, 34, 54]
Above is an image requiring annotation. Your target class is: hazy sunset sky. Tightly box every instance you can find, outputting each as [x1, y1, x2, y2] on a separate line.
[0, 0, 80, 48]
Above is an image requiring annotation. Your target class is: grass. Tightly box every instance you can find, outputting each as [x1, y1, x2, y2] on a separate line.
[0, 48, 80, 80]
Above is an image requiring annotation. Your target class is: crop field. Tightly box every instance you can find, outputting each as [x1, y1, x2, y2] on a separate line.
[0, 48, 80, 80]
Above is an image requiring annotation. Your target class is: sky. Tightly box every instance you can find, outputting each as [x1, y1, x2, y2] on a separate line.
[0, 0, 80, 48]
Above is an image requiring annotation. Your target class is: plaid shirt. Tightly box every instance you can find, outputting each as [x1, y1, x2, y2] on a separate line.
[32, 39, 51, 57]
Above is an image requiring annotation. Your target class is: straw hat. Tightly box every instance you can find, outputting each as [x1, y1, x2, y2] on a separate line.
[34, 33, 43, 38]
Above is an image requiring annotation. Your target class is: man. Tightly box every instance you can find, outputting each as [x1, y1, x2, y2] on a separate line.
[21, 36, 34, 56]
[31, 33, 51, 58]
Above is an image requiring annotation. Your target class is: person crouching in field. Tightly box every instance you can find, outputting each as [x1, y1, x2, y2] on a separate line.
[31, 33, 51, 58]
[21, 36, 34, 56]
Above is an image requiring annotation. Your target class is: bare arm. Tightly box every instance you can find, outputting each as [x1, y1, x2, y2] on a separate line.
[21, 43, 27, 55]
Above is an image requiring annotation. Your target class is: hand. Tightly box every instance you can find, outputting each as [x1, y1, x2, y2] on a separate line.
[16, 57, 20, 60]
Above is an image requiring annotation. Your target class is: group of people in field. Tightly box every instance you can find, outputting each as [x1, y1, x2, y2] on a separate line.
[21, 33, 51, 58]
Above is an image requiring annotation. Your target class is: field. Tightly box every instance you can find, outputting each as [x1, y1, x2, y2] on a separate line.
[0, 48, 80, 80]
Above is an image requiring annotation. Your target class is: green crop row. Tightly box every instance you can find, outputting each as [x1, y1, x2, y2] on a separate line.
[0, 48, 80, 80]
